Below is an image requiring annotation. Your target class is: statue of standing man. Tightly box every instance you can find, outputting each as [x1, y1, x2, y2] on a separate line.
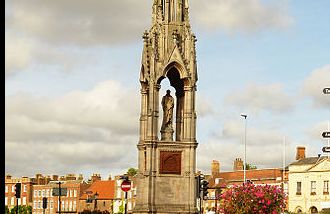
[161, 90, 174, 140]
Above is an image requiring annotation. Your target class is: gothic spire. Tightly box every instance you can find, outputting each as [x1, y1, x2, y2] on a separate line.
[153, 0, 189, 23]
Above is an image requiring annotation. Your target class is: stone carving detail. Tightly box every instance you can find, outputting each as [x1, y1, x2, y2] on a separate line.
[159, 151, 181, 174]
[161, 90, 174, 141]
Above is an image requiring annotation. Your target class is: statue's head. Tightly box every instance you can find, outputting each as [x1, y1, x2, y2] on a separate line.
[166, 90, 171, 95]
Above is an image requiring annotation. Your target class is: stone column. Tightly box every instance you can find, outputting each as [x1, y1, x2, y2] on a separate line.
[139, 86, 148, 142]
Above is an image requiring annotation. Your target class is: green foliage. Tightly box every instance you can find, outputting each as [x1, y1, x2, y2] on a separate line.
[246, 163, 257, 170]
[116, 203, 124, 214]
[5, 206, 10, 214]
[9, 205, 32, 214]
[127, 168, 138, 176]
[220, 183, 286, 214]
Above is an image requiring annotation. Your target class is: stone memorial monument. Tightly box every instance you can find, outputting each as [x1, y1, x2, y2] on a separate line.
[133, 0, 199, 213]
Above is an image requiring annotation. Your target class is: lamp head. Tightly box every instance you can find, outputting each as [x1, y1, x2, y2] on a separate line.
[240, 113, 247, 119]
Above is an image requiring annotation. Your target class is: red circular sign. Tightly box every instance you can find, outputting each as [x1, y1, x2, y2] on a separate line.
[121, 180, 131, 192]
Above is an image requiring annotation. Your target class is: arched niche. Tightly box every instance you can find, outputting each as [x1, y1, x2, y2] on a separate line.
[157, 61, 188, 141]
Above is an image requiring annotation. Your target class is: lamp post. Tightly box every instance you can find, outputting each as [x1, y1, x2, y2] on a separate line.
[94, 192, 99, 211]
[241, 113, 247, 184]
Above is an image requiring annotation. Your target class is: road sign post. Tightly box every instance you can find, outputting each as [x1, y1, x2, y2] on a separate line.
[121, 180, 131, 192]
[121, 179, 131, 214]
[52, 182, 66, 214]
[322, 147, 330, 153]
[323, 88, 330, 94]
[322, 132, 330, 138]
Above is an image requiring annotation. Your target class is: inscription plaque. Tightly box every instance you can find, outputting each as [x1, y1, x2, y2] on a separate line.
[159, 151, 182, 174]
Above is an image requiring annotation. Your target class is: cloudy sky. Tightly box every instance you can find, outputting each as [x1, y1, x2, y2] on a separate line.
[5, 0, 330, 180]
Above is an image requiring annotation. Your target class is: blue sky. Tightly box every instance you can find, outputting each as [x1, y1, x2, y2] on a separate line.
[5, 0, 330, 180]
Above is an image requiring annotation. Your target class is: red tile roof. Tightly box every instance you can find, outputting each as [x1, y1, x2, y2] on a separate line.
[80, 180, 115, 200]
[209, 168, 283, 187]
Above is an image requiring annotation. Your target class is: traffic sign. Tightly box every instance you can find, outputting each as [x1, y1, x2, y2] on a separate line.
[52, 187, 67, 196]
[121, 180, 131, 192]
[322, 147, 330, 153]
[322, 132, 330, 138]
[323, 88, 330, 94]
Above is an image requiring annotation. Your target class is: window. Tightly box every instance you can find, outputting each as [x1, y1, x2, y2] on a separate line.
[311, 181, 316, 195]
[23, 185, 27, 192]
[324, 181, 329, 194]
[46, 189, 50, 197]
[22, 197, 26, 205]
[74, 190, 77, 197]
[34, 201, 37, 209]
[296, 182, 302, 195]
[34, 190, 37, 197]
[5, 197, 8, 205]
[50, 200, 53, 209]
[38, 190, 41, 197]
[12, 186, 15, 193]
[11, 197, 15, 206]
[42, 190, 45, 197]
[5, 185, 8, 193]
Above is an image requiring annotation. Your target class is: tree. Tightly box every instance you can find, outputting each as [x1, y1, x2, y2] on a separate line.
[220, 183, 286, 214]
[246, 163, 257, 170]
[10, 205, 32, 214]
[127, 168, 138, 176]
[5, 206, 10, 214]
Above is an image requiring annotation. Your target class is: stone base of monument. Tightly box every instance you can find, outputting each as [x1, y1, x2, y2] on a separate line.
[160, 129, 174, 141]
[133, 203, 199, 213]
[133, 141, 199, 214]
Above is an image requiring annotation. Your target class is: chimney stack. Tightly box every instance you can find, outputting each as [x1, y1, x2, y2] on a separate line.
[234, 158, 244, 171]
[296, 146, 306, 160]
[211, 160, 220, 176]
[91, 173, 101, 183]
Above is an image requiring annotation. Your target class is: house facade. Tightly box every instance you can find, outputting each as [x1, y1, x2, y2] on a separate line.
[288, 156, 330, 213]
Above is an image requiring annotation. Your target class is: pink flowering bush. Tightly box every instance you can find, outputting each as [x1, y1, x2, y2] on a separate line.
[220, 183, 286, 214]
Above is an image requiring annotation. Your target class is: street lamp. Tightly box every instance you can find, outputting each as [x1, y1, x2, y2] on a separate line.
[94, 192, 99, 211]
[241, 113, 247, 184]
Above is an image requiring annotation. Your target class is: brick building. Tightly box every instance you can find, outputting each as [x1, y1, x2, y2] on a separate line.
[203, 159, 288, 213]
[79, 177, 115, 213]
[5, 175, 36, 209]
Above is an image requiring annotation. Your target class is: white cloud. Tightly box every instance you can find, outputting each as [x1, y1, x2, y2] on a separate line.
[302, 65, 330, 108]
[196, 95, 216, 118]
[306, 121, 330, 143]
[190, 0, 294, 33]
[5, 140, 137, 178]
[224, 83, 295, 114]
[6, 0, 151, 46]
[5, 80, 140, 177]
[5, 30, 96, 77]
[5, 0, 152, 75]
[5, 31, 33, 76]
[6, 80, 140, 141]
[197, 136, 297, 173]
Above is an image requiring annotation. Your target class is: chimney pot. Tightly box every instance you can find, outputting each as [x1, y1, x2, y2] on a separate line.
[296, 146, 306, 160]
